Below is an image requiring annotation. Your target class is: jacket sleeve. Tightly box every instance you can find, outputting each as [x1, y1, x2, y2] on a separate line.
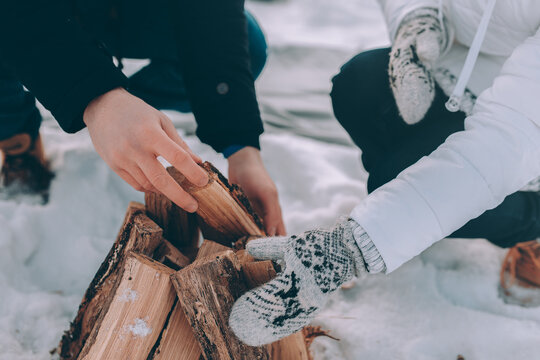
[171, 0, 264, 153]
[378, 0, 454, 48]
[350, 28, 540, 272]
[0, 0, 128, 133]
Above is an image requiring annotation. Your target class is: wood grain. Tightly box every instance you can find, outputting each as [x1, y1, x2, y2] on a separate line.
[145, 190, 200, 252]
[80, 253, 176, 360]
[172, 249, 271, 360]
[58, 202, 163, 360]
[169, 162, 265, 244]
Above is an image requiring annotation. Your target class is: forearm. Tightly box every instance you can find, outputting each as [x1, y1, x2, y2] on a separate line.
[352, 29, 540, 272]
[0, 0, 127, 133]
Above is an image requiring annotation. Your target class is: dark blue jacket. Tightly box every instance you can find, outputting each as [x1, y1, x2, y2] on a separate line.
[0, 0, 263, 152]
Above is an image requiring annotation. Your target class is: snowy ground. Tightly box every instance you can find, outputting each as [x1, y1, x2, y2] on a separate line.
[1, 1, 540, 359]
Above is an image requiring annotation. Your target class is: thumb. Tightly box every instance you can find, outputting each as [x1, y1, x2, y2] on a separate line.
[247, 237, 288, 261]
[415, 31, 441, 66]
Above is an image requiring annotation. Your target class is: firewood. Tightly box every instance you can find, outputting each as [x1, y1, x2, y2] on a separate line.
[169, 162, 266, 243]
[153, 239, 191, 270]
[58, 202, 163, 360]
[79, 253, 176, 360]
[148, 240, 231, 360]
[172, 248, 271, 360]
[149, 303, 202, 360]
[145, 190, 199, 252]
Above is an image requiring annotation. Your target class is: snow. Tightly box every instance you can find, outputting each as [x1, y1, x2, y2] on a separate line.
[124, 318, 152, 339]
[1, 1, 540, 359]
[118, 288, 139, 303]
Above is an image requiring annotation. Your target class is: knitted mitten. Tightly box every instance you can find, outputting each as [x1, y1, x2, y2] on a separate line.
[389, 8, 448, 124]
[229, 218, 385, 346]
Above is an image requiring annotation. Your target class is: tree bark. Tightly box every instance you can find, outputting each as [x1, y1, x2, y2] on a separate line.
[79, 253, 176, 360]
[58, 202, 163, 360]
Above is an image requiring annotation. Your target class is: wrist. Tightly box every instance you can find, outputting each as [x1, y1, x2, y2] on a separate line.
[222, 145, 247, 159]
[83, 87, 127, 127]
[348, 219, 387, 274]
[227, 146, 262, 166]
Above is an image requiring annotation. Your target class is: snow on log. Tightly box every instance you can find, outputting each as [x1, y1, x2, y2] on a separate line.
[79, 253, 176, 360]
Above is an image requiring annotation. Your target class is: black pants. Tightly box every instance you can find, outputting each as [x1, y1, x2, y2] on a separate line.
[331, 48, 540, 248]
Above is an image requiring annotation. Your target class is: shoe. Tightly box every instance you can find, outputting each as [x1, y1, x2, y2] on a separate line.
[500, 240, 540, 306]
[0, 133, 54, 202]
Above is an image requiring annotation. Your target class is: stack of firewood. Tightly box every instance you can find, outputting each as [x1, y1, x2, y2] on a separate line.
[55, 162, 313, 360]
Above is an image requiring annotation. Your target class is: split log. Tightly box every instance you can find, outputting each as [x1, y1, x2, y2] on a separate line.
[153, 239, 191, 271]
[149, 240, 231, 360]
[172, 248, 271, 360]
[169, 162, 266, 243]
[149, 303, 201, 360]
[79, 253, 176, 360]
[145, 190, 199, 252]
[58, 202, 163, 360]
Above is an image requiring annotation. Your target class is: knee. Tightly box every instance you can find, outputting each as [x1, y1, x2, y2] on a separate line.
[330, 48, 390, 125]
[246, 11, 268, 79]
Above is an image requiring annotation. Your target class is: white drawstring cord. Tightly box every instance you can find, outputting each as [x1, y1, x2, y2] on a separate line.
[445, 0, 498, 112]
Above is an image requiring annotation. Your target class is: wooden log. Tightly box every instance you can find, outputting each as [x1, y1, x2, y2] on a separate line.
[149, 303, 202, 360]
[172, 246, 270, 360]
[79, 253, 176, 360]
[145, 190, 200, 252]
[153, 239, 191, 271]
[58, 202, 163, 360]
[148, 240, 230, 360]
[168, 162, 266, 243]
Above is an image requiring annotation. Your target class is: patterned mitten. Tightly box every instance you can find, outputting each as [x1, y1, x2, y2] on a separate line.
[389, 8, 448, 124]
[229, 218, 382, 346]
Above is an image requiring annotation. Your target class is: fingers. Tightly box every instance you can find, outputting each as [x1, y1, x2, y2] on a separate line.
[116, 169, 144, 192]
[160, 116, 203, 164]
[154, 136, 208, 187]
[138, 157, 199, 212]
[263, 203, 286, 236]
[415, 31, 441, 66]
[247, 237, 288, 261]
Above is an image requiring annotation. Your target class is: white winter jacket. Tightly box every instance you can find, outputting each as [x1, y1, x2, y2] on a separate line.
[350, 0, 540, 272]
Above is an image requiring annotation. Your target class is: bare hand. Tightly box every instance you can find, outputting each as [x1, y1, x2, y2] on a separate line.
[83, 87, 208, 212]
[228, 147, 286, 236]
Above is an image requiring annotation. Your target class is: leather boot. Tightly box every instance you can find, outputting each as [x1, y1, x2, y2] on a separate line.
[500, 240, 540, 306]
[0, 133, 54, 201]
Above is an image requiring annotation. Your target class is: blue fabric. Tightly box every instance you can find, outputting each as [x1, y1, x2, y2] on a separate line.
[331, 47, 540, 248]
[222, 144, 246, 158]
